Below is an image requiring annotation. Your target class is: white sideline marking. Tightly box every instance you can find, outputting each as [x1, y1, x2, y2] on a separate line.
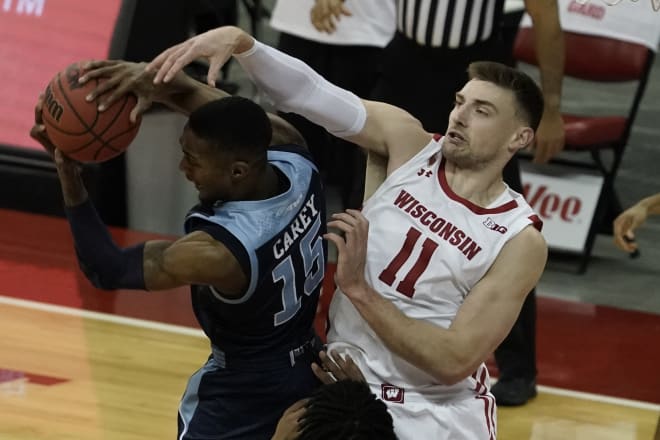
[0, 295, 205, 338]
[2, 295, 659, 412]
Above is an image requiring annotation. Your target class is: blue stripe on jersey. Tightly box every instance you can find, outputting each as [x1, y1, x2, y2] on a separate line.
[178, 358, 219, 440]
[185, 149, 320, 305]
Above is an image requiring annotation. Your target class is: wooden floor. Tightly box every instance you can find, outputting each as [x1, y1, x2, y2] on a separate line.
[0, 301, 208, 440]
[1, 300, 658, 440]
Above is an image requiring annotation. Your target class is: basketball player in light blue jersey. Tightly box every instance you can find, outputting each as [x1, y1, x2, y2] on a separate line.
[30, 65, 326, 440]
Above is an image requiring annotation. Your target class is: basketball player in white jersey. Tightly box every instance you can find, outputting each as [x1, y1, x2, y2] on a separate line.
[141, 26, 547, 439]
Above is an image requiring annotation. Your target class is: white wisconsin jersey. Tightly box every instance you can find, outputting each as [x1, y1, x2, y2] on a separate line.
[327, 135, 542, 403]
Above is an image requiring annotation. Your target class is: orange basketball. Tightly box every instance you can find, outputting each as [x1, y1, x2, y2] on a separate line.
[41, 61, 142, 163]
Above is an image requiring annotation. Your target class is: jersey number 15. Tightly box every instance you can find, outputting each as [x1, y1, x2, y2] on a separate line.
[273, 216, 325, 326]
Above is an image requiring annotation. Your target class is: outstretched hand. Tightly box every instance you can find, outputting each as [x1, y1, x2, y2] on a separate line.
[78, 60, 154, 123]
[310, 0, 352, 34]
[146, 26, 248, 87]
[613, 204, 648, 253]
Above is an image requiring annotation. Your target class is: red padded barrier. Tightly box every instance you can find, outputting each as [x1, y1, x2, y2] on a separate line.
[514, 28, 649, 82]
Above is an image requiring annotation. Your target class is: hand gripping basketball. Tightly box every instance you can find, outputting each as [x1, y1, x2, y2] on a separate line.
[41, 61, 142, 163]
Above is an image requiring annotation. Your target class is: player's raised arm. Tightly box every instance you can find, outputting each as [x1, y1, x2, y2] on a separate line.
[146, 26, 430, 169]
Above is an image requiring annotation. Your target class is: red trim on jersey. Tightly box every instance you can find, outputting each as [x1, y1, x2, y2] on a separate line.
[476, 394, 496, 440]
[529, 214, 543, 231]
[471, 365, 490, 395]
[438, 157, 519, 214]
[471, 371, 483, 394]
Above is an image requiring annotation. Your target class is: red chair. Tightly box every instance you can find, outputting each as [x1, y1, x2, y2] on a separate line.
[513, 28, 655, 272]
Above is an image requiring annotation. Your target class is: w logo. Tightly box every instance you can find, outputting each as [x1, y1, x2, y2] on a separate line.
[381, 384, 405, 403]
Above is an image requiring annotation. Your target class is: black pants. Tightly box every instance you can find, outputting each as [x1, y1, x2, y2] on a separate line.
[372, 32, 536, 380]
[276, 33, 384, 209]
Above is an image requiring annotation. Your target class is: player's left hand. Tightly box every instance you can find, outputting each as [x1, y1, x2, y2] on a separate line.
[324, 209, 370, 299]
[312, 350, 366, 385]
[271, 398, 308, 440]
[532, 109, 564, 164]
[78, 60, 154, 123]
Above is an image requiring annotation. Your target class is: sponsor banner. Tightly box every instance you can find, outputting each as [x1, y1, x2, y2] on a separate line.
[520, 0, 660, 51]
[520, 161, 604, 252]
[0, 0, 123, 150]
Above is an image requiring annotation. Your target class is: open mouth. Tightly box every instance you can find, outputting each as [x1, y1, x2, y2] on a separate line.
[447, 130, 466, 142]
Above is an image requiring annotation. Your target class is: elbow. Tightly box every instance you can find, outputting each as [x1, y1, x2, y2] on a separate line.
[429, 353, 476, 386]
[433, 367, 472, 386]
[78, 259, 120, 290]
[79, 265, 117, 290]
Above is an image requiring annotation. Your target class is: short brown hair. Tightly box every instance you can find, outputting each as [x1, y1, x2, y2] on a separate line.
[468, 61, 544, 131]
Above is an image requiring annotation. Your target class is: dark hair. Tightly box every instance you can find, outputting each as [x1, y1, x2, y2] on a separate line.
[468, 61, 544, 131]
[188, 96, 272, 159]
[299, 380, 397, 440]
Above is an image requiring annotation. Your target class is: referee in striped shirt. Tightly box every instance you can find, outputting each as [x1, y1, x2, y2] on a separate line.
[372, 0, 565, 406]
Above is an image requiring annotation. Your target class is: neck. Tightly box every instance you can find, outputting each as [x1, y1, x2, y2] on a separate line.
[443, 160, 506, 207]
[252, 164, 283, 200]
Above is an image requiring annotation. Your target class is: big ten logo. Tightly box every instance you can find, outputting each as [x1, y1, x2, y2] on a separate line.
[523, 183, 583, 223]
[2, 0, 45, 16]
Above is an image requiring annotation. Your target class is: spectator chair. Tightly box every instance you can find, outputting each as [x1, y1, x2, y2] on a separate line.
[513, 28, 655, 273]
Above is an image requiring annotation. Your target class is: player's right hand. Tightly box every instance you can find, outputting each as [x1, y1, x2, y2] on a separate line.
[78, 60, 154, 123]
[613, 204, 648, 253]
[311, 0, 352, 34]
[31, 95, 86, 205]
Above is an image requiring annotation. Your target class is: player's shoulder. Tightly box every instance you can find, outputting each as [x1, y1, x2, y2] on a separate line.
[268, 113, 308, 148]
[359, 100, 432, 163]
[268, 144, 316, 167]
[509, 224, 547, 258]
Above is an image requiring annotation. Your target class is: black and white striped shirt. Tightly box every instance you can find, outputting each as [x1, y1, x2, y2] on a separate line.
[396, 0, 505, 48]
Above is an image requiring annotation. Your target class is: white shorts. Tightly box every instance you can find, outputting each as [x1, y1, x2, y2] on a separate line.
[386, 393, 497, 440]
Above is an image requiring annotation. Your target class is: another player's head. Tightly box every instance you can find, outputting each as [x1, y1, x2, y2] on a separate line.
[298, 380, 397, 440]
[180, 96, 272, 204]
[444, 61, 543, 169]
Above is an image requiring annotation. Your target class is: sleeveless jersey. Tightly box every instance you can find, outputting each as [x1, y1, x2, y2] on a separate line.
[327, 135, 541, 402]
[185, 145, 327, 358]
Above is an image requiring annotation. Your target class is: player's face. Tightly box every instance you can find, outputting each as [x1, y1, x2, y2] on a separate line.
[444, 79, 524, 168]
[178, 126, 233, 205]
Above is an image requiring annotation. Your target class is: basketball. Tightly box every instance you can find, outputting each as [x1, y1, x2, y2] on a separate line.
[41, 61, 141, 163]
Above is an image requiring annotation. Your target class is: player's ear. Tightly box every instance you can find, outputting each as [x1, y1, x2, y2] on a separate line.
[509, 127, 534, 153]
[230, 161, 250, 180]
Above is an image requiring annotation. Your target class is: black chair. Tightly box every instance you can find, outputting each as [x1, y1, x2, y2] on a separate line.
[513, 28, 655, 272]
